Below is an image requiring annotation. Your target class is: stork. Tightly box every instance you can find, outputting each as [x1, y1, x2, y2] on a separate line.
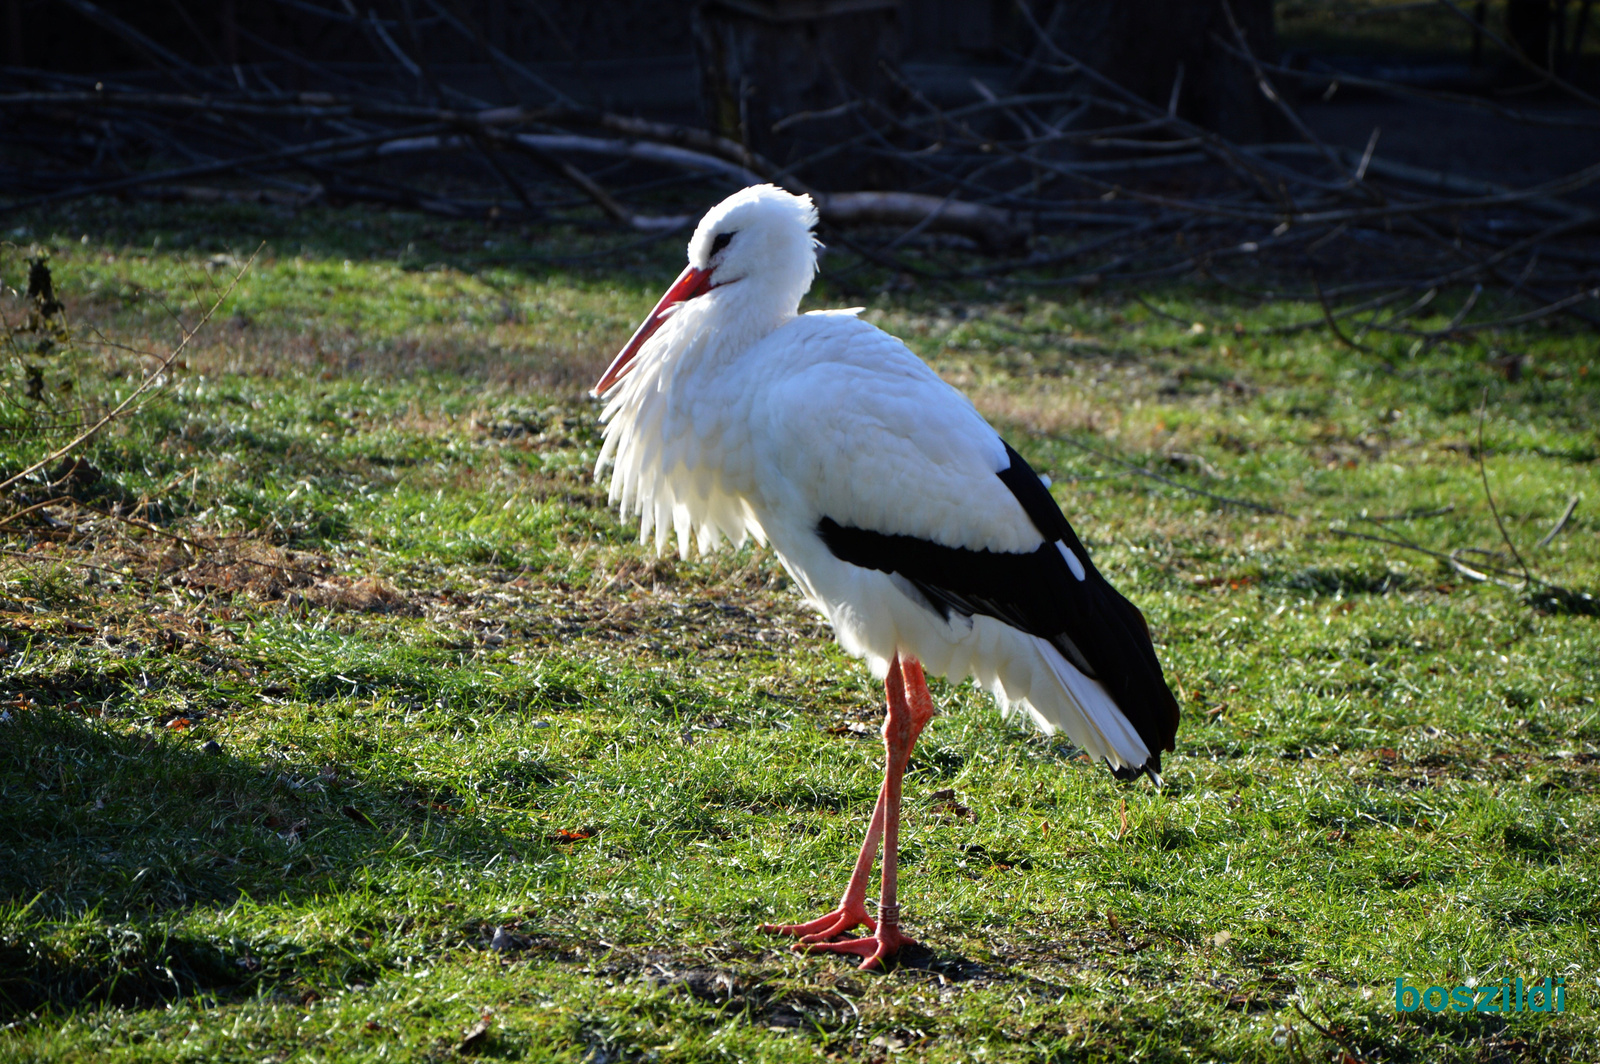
[592, 184, 1180, 970]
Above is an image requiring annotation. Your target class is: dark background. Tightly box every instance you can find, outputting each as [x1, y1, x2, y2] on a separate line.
[6, 0, 1597, 189]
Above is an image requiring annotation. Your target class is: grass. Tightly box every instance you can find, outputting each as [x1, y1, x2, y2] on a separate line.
[0, 199, 1597, 1062]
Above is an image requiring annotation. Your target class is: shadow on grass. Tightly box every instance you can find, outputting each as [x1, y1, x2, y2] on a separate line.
[1528, 584, 1600, 617]
[0, 920, 252, 1023]
[0, 704, 563, 1020]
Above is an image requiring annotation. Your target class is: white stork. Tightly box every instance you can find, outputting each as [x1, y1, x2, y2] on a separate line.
[592, 184, 1181, 970]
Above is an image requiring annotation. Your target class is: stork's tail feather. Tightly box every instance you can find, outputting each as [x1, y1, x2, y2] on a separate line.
[1109, 759, 1164, 784]
[1026, 635, 1155, 776]
[1094, 588, 1181, 771]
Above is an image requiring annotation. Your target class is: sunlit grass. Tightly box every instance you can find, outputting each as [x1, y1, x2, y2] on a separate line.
[0, 199, 1596, 1062]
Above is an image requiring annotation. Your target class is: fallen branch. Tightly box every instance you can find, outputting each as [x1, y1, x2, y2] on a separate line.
[0, 123, 456, 215]
[816, 192, 1029, 254]
[1311, 273, 1373, 353]
[364, 130, 760, 185]
[0, 496, 73, 528]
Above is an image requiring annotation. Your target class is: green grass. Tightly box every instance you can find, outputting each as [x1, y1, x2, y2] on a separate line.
[1, 200, 1597, 1062]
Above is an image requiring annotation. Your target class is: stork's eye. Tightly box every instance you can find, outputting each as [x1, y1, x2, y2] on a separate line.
[710, 231, 735, 256]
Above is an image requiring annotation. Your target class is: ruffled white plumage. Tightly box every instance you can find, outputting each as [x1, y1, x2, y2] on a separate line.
[597, 299, 766, 557]
[597, 299, 1151, 773]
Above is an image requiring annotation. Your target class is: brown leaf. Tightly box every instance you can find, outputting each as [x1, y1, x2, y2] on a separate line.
[342, 805, 376, 828]
[456, 1016, 492, 1054]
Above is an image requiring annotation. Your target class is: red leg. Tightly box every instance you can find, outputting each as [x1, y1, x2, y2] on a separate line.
[774, 654, 935, 970]
[760, 780, 885, 941]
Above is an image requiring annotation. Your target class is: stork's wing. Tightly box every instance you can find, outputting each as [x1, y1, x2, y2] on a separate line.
[749, 313, 1038, 554]
[748, 316, 1179, 774]
[817, 442, 1180, 775]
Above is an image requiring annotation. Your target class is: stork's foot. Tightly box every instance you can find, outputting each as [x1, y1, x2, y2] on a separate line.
[798, 923, 917, 972]
[761, 902, 875, 944]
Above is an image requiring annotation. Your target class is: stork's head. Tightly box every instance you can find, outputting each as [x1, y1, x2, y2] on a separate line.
[593, 184, 819, 395]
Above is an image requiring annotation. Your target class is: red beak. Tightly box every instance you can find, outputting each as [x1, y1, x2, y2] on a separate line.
[592, 264, 714, 396]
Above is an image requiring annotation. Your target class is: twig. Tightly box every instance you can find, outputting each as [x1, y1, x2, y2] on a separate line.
[0, 545, 130, 579]
[1012, 14, 1294, 207]
[507, 133, 757, 185]
[60, 498, 208, 553]
[1290, 999, 1368, 1064]
[1243, 46, 1600, 128]
[0, 496, 74, 528]
[411, 0, 578, 107]
[1329, 527, 1523, 580]
[1475, 389, 1533, 586]
[1364, 504, 1456, 522]
[502, 137, 683, 230]
[55, 0, 226, 92]
[817, 191, 1028, 255]
[1332, 478, 1592, 613]
[1, 123, 457, 214]
[0, 247, 260, 497]
[1310, 272, 1373, 352]
[469, 136, 544, 216]
[1218, 0, 1378, 201]
[1056, 437, 1288, 516]
[772, 99, 863, 134]
[1434, 0, 1600, 110]
[1255, 142, 1593, 222]
[366, 8, 425, 82]
[1535, 496, 1580, 549]
[1443, 284, 1483, 331]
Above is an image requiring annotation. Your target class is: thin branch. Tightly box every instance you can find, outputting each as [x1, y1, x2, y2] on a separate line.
[0, 496, 74, 528]
[0, 545, 131, 579]
[61, 498, 208, 553]
[1478, 389, 1532, 587]
[1434, 0, 1600, 110]
[1536, 496, 1580, 549]
[0, 247, 261, 497]
[1, 122, 456, 214]
[1310, 272, 1373, 352]
[1364, 504, 1456, 522]
[1218, 0, 1377, 201]
[1328, 527, 1523, 581]
[1056, 437, 1289, 516]
[1290, 999, 1368, 1064]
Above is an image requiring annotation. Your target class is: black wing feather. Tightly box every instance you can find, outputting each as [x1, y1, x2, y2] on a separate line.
[817, 440, 1180, 777]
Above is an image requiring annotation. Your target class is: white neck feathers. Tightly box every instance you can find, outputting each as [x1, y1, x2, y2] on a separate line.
[596, 294, 791, 557]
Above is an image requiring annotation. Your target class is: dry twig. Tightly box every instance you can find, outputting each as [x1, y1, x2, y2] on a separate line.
[0, 246, 260, 497]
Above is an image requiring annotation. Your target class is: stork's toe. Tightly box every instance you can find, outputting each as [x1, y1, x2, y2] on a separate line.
[761, 903, 875, 942]
[798, 926, 917, 972]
